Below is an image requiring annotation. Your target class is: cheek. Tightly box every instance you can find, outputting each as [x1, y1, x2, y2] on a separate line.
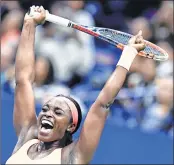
[37, 117, 40, 126]
[55, 116, 70, 130]
[37, 113, 43, 124]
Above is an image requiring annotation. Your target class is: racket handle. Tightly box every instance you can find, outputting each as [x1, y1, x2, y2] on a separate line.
[45, 10, 70, 27]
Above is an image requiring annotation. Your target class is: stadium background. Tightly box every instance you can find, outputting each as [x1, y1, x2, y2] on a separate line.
[1, 0, 173, 164]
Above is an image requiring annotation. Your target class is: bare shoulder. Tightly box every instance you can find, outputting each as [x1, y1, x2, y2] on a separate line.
[13, 124, 38, 154]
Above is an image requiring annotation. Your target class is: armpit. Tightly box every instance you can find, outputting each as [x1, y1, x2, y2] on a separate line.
[62, 140, 89, 164]
[13, 125, 37, 154]
[61, 141, 76, 164]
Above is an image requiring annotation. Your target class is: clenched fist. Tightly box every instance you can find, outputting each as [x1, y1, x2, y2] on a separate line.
[128, 30, 145, 52]
[24, 6, 46, 26]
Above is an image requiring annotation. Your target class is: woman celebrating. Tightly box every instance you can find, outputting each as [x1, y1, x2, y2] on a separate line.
[6, 6, 145, 164]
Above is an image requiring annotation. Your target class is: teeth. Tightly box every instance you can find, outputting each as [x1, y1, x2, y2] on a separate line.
[41, 119, 53, 127]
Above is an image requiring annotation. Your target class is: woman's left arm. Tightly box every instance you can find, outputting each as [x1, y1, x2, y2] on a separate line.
[74, 31, 145, 163]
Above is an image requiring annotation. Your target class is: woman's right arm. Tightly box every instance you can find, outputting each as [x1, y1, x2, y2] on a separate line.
[14, 17, 37, 137]
[14, 6, 46, 138]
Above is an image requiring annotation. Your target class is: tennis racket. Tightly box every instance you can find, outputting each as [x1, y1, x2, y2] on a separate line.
[45, 11, 168, 61]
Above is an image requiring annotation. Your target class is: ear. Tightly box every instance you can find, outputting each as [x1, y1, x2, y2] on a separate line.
[67, 123, 76, 133]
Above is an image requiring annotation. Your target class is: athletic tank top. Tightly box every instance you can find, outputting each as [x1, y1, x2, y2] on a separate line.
[6, 139, 62, 164]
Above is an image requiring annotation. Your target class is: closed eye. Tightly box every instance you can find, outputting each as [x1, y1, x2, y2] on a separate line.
[55, 111, 62, 115]
[55, 108, 64, 116]
[55, 110, 65, 116]
[42, 107, 49, 112]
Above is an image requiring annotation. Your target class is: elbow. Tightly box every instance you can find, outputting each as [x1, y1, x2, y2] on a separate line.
[94, 99, 105, 108]
[93, 99, 109, 112]
[96, 88, 120, 107]
[15, 71, 35, 85]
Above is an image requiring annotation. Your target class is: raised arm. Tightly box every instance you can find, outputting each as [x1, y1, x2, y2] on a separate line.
[75, 31, 145, 163]
[14, 6, 46, 137]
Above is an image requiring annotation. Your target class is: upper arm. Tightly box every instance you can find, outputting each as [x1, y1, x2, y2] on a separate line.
[75, 101, 109, 163]
[14, 80, 37, 137]
[74, 67, 128, 163]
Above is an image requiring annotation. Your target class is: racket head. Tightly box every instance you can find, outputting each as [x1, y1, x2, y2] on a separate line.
[95, 28, 169, 61]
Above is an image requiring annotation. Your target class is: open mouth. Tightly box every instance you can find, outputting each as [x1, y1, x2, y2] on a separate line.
[41, 119, 54, 131]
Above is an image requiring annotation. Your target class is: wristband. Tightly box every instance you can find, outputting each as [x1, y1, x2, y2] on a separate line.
[117, 45, 138, 71]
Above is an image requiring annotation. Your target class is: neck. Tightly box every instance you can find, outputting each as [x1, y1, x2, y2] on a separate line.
[38, 140, 60, 152]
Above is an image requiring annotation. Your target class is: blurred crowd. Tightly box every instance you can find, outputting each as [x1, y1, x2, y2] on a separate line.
[1, 0, 173, 138]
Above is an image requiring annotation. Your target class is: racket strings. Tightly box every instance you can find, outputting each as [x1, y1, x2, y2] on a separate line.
[113, 32, 131, 45]
[97, 28, 166, 60]
[144, 45, 163, 57]
[117, 33, 163, 57]
[98, 29, 131, 45]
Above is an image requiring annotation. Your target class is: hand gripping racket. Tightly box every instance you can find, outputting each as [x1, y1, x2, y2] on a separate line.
[45, 11, 168, 61]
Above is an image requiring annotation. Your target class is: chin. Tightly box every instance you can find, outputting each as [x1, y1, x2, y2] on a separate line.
[38, 135, 50, 142]
[38, 128, 55, 142]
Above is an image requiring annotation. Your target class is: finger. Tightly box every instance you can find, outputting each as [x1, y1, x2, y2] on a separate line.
[136, 39, 141, 44]
[31, 5, 36, 13]
[133, 30, 143, 42]
[128, 35, 136, 44]
[31, 5, 36, 9]
[136, 36, 144, 44]
[35, 6, 40, 12]
[133, 43, 145, 51]
[40, 6, 46, 15]
[37, 7, 41, 12]
[138, 43, 145, 50]
[129, 30, 143, 44]
[137, 30, 142, 37]
[35, 6, 41, 13]
[27, 6, 34, 15]
[29, 6, 35, 16]
[40, 6, 44, 12]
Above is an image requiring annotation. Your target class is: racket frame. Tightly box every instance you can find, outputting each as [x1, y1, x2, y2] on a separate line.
[45, 11, 168, 61]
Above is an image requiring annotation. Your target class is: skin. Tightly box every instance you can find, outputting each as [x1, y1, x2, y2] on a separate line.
[12, 6, 145, 164]
[35, 56, 49, 86]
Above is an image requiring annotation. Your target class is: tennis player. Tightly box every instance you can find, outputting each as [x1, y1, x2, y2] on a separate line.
[6, 6, 145, 164]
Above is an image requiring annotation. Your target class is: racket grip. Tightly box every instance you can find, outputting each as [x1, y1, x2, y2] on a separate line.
[45, 10, 70, 27]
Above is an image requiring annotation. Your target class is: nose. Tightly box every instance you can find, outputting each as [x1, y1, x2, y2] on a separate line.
[44, 110, 53, 118]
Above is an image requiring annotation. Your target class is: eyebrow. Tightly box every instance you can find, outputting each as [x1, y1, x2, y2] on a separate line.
[54, 106, 64, 110]
[43, 99, 72, 112]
